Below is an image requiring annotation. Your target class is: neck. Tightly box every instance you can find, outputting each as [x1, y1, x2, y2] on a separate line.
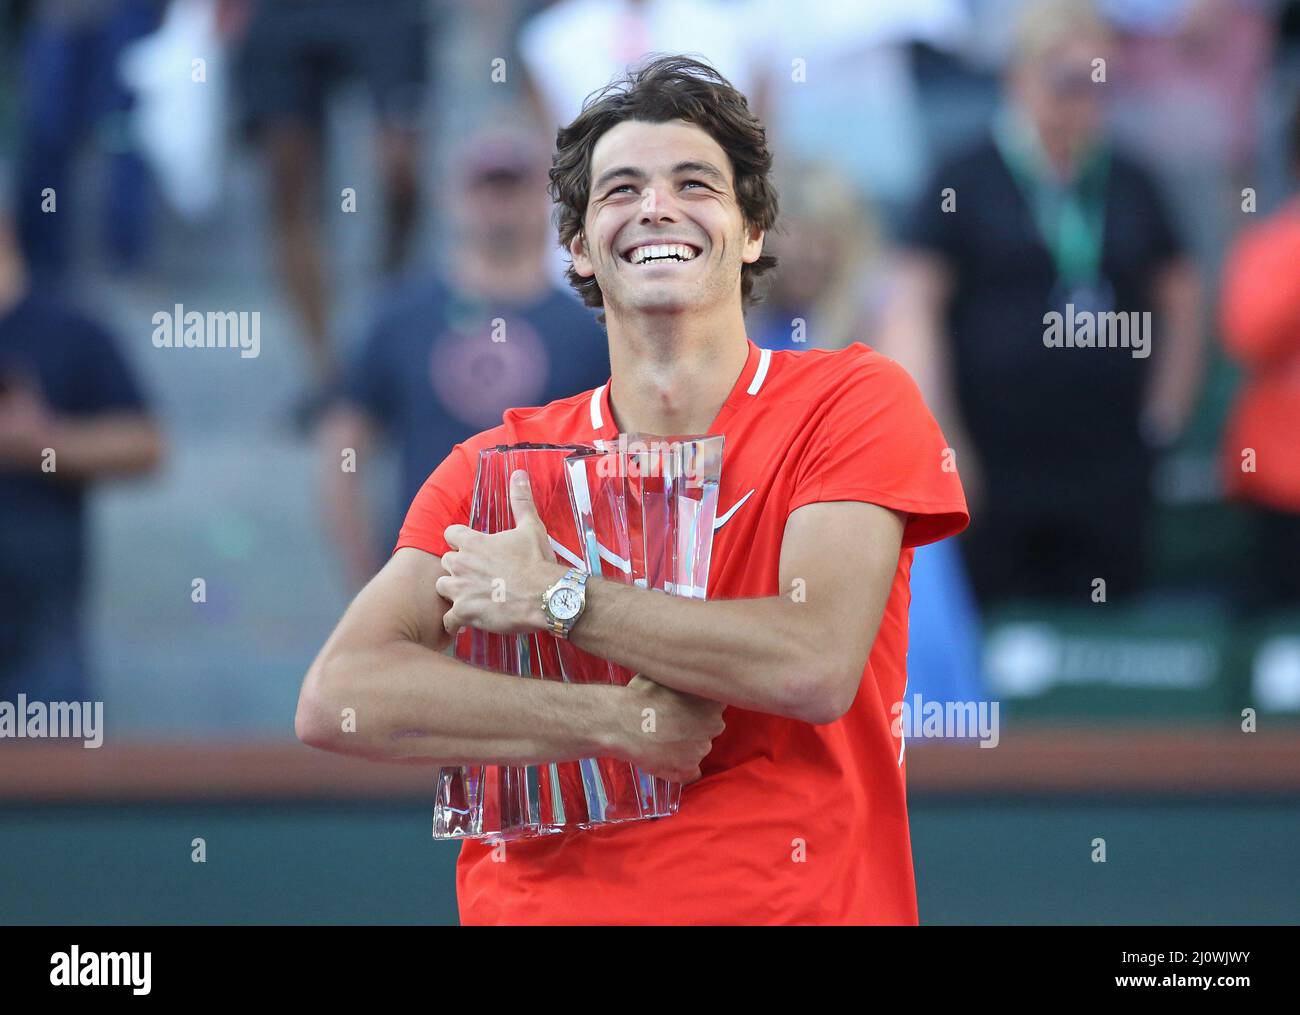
[604, 298, 750, 435]
[453, 241, 549, 303]
[1041, 138, 1078, 180]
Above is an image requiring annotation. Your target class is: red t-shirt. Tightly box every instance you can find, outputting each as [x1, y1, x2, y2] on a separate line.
[395, 339, 969, 924]
[1219, 199, 1300, 511]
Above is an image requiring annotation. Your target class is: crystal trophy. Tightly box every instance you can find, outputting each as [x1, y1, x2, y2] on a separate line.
[432, 435, 724, 841]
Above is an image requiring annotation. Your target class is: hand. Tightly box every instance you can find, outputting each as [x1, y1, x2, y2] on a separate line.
[436, 470, 567, 636]
[0, 374, 55, 471]
[1139, 404, 1185, 452]
[609, 675, 727, 784]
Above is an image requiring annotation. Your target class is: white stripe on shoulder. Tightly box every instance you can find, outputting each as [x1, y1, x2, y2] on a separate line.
[746, 347, 772, 395]
[589, 384, 605, 430]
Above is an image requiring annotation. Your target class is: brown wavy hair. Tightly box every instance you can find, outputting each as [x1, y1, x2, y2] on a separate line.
[549, 54, 779, 313]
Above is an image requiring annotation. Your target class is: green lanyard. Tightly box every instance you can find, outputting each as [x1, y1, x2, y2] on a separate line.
[992, 108, 1111, 290]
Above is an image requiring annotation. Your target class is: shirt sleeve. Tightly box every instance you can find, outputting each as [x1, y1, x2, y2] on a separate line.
[393, 440, 478, 558]
[788, 350, 970, 548]
[1220, 207, 1300, 368]
[340, 314, 398, 428]
[67, 316, 149, 415]
[1127, 158, 1185, 267]
[895, 159, 965, 261]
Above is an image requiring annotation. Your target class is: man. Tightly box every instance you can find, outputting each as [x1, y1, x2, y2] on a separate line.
[880, 0, 1202, 606]
[318, 130, 610, 589]
[229, 0, 430, 391]
[0, 161, 163, 701]
[517, 0, 765, 132]
[297, 56, 968, 925]
[13, 0, 165, 284]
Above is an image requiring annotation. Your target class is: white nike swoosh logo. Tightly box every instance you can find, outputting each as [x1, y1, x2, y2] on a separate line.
[713, 489, 755, 530]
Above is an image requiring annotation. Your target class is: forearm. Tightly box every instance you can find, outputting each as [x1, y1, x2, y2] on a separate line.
[1144, 262, 1204, 443]
[321, 457, 381, 586]
[570, 576, 822, 720]
[318, 408, 382, 585]
[298, 638, 621, 765]
[44, 414, 163, 480]
[875, 256, 981, 490]
[437, 489, 897, 726]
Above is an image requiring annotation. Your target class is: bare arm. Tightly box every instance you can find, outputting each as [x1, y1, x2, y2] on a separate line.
[565, 501, 906, 725]
[875, 252, 982, 506]
[295, 547, 723, 780]
[1142, 257, 1205, 446]
[437, 476, 907, 727]
[45, 414, 162, 480]
[316, 405, 383, 589]
[0, 378, 163, 481]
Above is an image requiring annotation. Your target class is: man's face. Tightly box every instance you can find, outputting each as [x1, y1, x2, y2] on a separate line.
[1013, 39, 1107, 163]
[570, 119, 765, 317]
[458, 169, 550, 252]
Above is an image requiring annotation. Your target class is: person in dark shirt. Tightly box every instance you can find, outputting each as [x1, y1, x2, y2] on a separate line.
[0, 168, 163, 701]
[318, 130, 609, 589]
[879, 0, 1203, 605]
[14, 0, 166, 285]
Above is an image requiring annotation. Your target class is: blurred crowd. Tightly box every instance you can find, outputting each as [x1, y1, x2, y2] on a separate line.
[1, 0, 1299, 720]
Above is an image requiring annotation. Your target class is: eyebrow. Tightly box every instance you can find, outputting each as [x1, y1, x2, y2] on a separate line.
[592, 160, 730, 193]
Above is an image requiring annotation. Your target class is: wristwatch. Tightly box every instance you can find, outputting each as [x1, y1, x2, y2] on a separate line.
[541, 567, 589, 638]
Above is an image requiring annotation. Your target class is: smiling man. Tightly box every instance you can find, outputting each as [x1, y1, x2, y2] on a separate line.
[296, 55, 969, 925]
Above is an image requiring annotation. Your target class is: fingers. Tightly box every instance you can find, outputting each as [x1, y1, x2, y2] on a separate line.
[443, 524, 480, 550]
[508, 470, 545, 534]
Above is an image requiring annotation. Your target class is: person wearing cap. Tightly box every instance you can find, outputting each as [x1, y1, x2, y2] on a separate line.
[0, 160, 163, 702]
[316, 130, 609, 591]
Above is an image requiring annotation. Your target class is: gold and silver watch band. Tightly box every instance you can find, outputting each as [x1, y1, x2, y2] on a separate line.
[541, 567, 588, 638]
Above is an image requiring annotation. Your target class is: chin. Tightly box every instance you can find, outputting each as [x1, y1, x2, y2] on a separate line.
[628, 294, 698, 316]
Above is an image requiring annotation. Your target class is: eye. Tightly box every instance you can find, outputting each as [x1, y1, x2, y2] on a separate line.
[683, 180, 707, 189]
[606, 184, 636, 196]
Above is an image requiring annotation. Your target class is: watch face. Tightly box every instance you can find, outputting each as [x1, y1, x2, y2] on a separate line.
[550, 587, 581, 621]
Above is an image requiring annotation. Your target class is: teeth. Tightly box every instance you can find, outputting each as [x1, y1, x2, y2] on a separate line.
[629, 243, 698, 264]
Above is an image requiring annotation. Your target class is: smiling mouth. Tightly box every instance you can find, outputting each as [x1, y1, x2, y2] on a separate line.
[622, 242, 701, 265]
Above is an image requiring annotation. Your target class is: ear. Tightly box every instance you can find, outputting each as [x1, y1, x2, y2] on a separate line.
[741, 222, 765, 266]
[569, 229, 596, 278]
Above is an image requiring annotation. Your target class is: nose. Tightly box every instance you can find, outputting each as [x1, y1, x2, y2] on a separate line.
[638, 179, 681, 224]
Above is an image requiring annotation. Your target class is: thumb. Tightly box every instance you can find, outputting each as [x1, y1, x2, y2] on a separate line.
[509, 469, 544, 531]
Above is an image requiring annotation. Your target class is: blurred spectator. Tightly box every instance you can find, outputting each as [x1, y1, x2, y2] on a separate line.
[517, 0, 766, 131]
[879, 0, 1204, 605]
[317, 129, 609, 589]
[748, 161, 884, 351]
[744, 159, 986, 702]
[743, 0, 969, 223]
[230, 0, 431, 392]
[1219, 95, 1300, 611]
[14, 0, 166, 286]
[1102, 0, 1274, 274]
[0, 161, 163, 702]
[0, 3, 21, 151]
